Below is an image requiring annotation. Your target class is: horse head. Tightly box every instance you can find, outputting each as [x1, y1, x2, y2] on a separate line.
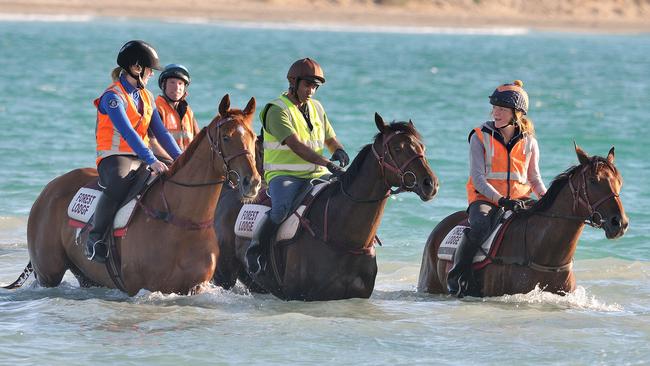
[209, 94, 261, 200]
[372, 113, 438, 201]
[573, 144, 628, 239]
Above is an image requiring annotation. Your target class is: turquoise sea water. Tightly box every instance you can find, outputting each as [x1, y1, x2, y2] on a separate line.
[1, 17, 649, 365]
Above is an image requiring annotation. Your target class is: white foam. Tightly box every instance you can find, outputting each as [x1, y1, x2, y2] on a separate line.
[163, 18, 530, 36]
[0, 13, 94, 22]
[490, 284, 623, 312]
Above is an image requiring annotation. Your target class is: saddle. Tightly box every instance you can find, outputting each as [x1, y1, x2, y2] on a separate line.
[234, 179, 330, 242]
[438, 209, 514, 270]
[67, 165, 156, 238]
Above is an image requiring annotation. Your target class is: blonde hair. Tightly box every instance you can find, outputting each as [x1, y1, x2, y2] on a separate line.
[515, 110, 536, 136]
[111, 67, 124, 82]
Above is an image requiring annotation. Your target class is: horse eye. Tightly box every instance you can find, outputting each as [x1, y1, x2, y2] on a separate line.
[589, 177, 598, 184]
[223, 135, 231, 142]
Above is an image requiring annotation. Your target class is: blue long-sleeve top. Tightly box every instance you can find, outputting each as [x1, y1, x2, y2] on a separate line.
[98, 75, 182, 165]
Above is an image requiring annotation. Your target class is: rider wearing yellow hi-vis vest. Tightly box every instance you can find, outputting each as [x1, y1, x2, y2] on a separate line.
[447, 80, 547, 298]
[246, 58, 349, 275]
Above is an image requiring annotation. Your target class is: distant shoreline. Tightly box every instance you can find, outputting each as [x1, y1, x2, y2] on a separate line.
[0, 0, 648, 34]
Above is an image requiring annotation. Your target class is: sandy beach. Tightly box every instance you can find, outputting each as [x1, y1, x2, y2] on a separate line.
[1, 0, 649, 33]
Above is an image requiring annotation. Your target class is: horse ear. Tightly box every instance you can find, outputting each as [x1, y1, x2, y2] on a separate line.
[218, 94, 231, 116]
[574, 141, 590, 165]
[607, 146, 615, 164]
[408, 119, 414, 127]
[243, 97, 256, 117]
[375, 112, 387, 132]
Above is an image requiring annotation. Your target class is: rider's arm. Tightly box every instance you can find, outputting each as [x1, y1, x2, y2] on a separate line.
[469, 133, 502, 202]
[99, 92, 157, 165]
[284, 134, 331, 166]
[149, 108, 182, 160]
[527, 138, 547, 198]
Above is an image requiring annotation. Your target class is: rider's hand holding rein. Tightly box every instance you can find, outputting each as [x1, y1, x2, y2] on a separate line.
[149, 160, 169, 175]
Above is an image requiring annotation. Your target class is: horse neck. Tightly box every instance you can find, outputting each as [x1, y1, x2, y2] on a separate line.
[326, 146, 389, 248]
[157, 136, 225, 217]
[521, 178, 585, 266]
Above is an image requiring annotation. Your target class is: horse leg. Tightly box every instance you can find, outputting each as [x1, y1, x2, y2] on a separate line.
[27, 200, 69, 287]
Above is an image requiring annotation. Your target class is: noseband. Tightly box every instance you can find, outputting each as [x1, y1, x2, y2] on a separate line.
[567, 164, 620, 228]
[205, 116, 253, 189]
[371, 130, 426, 194]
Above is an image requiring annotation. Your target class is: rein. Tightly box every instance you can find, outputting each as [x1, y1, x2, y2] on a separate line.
[371, 130, 425, 194]
[339, 130, 425, 203]
[530, 164, 619, 228]
[138, 114, 254, 230]
[508, 163, 619, 273]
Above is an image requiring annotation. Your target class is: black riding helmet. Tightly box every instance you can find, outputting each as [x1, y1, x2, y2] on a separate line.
[117, 40, 162, 71]
[158, 64, 191, 90]
[117, 40, 162, 89]
[489, 80, 529, 115]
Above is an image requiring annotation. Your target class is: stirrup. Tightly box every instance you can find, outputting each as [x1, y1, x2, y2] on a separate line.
[86, 240, 107, 263]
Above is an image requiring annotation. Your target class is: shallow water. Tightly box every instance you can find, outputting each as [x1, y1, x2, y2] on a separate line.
[0, 17, 649, 365]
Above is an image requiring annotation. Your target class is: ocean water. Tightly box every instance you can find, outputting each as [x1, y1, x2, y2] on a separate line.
[1, 17, 649, 365]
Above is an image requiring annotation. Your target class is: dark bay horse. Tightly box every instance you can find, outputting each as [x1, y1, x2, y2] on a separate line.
[5, 95, 261, 295]
[418, 145, 628, 297]
[214, 113, 439, 301]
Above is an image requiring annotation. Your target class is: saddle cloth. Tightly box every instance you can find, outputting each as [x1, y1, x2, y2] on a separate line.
[234, 181, 329, 242]
[67, 172, 156, 237]
[437, 210, 513, 270]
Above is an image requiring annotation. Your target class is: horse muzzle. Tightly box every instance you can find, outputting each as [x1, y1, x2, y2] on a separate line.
[603, 213, 629, 239]
[238, 173, 261, 200]
[416, 174, 439, 201]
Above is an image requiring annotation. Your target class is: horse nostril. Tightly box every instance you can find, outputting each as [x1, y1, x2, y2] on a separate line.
[242, 176, 250, 188]
[610, 215, 621, 228]
[423, 177, 433, 188]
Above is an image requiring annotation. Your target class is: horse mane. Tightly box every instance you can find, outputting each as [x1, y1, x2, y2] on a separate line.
[165, 127, 208, 177]
[340, 121, 421, 186]
[524, 154, 619, 214]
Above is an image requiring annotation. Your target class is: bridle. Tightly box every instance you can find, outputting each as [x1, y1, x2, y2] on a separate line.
[138, 114, 254, 230]
[205, 115, 254, 189]
[166, 115, 253, 189]
[533, 162, 620, 229]
[339, 130, 427, 203]
[513, 161, 621, 273]
[371, 130, 426, 194]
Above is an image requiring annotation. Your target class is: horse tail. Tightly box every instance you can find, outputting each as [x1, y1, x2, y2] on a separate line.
[2, 261, 34, 289]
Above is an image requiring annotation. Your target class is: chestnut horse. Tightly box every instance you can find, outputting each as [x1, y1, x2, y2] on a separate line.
[4, 95, 261, 295]
[417, 145, 628, 297]
[214, 113, 439, 301]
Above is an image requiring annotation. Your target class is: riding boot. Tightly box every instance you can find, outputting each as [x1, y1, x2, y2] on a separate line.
[245, 214, 279, 276]
[85, 193, 120, 263]
[447, 229, 480, 298]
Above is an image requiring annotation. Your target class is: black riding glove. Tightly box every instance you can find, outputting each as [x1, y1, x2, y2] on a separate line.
[331, 148, 350, 167]
[498, 197, 525, 212]
[326, 161, 345, 177]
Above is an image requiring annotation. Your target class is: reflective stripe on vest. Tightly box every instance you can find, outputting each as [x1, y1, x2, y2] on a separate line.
[466, 126, 533, 204]
[155, 95, 195, 150]
[262, 95, 328, 182]
[95, 81, 154, 166]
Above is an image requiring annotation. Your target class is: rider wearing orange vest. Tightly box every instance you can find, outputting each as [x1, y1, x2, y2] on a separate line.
[150, 64, 200, 159]
[447, 80, 547, 297]
[86, 40, 182, 263]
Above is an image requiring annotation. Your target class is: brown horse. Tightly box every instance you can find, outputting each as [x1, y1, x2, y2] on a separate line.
[4, 94, 261, 295]
[214, 113, 439, 301]
[417, 145, 628, 297]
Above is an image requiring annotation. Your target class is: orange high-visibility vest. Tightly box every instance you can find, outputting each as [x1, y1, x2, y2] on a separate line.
[466, 127, 534, 205]
[155, 95, 196, 150]
[94, 81, 154, 166]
